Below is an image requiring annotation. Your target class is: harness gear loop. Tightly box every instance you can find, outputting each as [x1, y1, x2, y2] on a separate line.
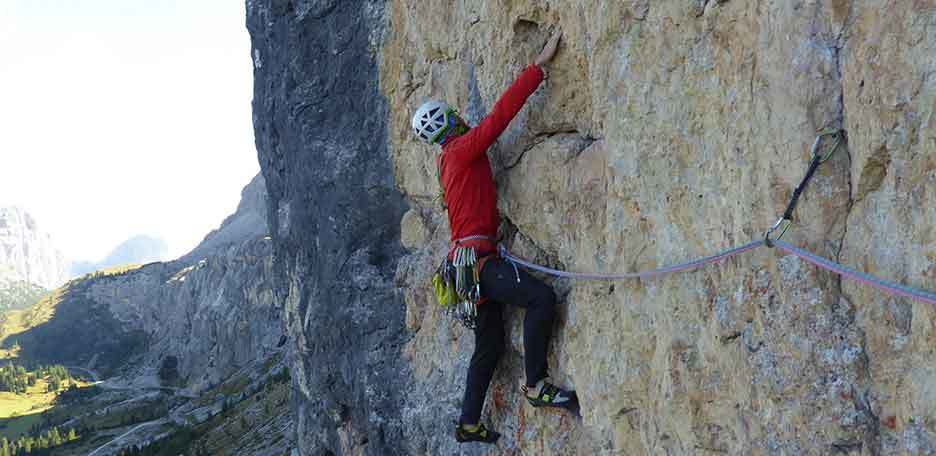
[764, 128, 845, 248]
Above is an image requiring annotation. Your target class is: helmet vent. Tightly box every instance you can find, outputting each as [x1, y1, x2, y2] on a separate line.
[412, 100, 452, 144]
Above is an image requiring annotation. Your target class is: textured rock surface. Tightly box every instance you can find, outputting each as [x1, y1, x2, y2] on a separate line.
[0, 206, 69, 289]
[247, 1, 411, 454]
[83, 235, 279, 389]
[249, 0, 936, 454]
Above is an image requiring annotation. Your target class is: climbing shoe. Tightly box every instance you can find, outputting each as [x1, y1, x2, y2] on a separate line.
[523, 379, 577, 409]
[454, 423, 500, 444]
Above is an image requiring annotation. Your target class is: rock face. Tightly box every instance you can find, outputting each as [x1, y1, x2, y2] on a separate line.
[0, 207, 69, 289]
[75, 235, 278, 388]
[247, 1, 410, 454]
[249, 1, 936, 454]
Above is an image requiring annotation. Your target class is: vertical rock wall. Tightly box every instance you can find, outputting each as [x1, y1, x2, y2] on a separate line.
[250, 0, 936, 454]
[383, 1, 936, 454]
[841, 4, 936, 453]
[247, 1, 411, 454]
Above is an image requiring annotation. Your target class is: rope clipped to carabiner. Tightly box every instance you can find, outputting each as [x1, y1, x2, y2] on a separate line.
[765, 128, 845, 247]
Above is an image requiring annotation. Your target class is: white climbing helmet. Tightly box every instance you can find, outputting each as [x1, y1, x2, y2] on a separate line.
[412, 100, 453, 144]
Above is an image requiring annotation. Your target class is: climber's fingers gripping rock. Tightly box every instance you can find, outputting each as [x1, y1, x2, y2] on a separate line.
[534, 29, 562, 67]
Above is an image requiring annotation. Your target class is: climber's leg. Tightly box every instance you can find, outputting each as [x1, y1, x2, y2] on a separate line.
[479, 258, 555, 387]
[459, 299, 505, 427]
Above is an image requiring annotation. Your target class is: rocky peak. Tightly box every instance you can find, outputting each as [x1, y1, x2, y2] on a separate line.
[179, 173, 268, 264]
[0, 206, 68, 289]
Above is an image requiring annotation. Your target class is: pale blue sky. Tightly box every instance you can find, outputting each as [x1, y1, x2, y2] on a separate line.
[0, 1, 260, 262]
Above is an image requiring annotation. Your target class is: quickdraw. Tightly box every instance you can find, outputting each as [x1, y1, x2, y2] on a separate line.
[765, 128, 845, 247]
[451, 246, 481, 329]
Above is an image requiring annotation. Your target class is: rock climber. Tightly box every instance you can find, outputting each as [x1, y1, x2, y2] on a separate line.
[411, 30, 575, 445]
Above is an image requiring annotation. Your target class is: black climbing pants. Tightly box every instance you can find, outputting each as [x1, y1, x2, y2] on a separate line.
[459, 257, 557, 425]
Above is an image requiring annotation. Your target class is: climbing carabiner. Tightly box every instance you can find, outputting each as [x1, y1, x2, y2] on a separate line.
[764, 217, 791, 248]
[812, 128, 844, 163]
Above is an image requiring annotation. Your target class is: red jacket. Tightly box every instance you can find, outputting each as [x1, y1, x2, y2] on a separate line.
[439, 65, 545, 257]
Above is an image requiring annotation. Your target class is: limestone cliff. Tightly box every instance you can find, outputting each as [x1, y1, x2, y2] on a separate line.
[249, 1, 936, 454]
[0, 206, 69, 289]
[7, 175, 279, 392]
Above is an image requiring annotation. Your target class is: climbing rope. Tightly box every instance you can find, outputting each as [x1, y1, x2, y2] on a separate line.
[498, 240, 765, 281]
[773, 241, 936, 306]
[498, 129, 936, 307]
[501, 240, 936, 306]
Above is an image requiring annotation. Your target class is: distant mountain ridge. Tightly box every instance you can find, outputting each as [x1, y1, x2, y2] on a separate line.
[0, 174, 291, 454]
[3, 173, 277, 384]
[0, 207, 69, 289]
[70, 234, 169, 277]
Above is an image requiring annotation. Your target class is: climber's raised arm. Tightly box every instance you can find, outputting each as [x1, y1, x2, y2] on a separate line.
[459, 30, 563, 157]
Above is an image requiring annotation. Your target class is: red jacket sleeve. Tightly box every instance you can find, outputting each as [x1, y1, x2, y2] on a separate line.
[448, 65, 544, 163]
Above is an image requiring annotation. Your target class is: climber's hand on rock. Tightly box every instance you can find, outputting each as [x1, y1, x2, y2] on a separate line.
[534, 29, 562, 67]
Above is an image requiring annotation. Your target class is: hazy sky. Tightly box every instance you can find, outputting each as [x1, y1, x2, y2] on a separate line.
[0, 1, 260, 262]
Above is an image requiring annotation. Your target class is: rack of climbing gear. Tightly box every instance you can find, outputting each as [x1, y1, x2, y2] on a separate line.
[497, 128, 936, 308]
[452, 246, 481, 329]
[430, 246, 483, 329]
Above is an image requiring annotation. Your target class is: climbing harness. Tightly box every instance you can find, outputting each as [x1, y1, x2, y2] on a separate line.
[764, 128, 845, 247]
[497, 129, 936, 308]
